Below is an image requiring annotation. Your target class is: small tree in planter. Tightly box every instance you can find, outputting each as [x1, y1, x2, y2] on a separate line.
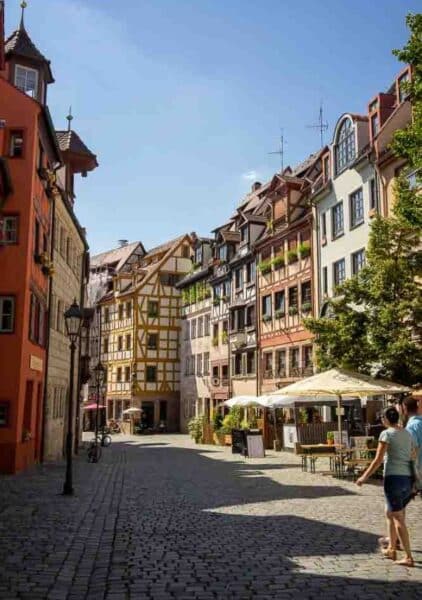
[188, 417, 205, 444]
[221, 407, 241, 444]
[327, 431, 335, 446]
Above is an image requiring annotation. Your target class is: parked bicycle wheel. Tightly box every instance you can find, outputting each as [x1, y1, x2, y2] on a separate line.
[101, 434, 112, 447]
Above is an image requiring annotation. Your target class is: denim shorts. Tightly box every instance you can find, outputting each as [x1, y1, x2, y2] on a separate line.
[384, 475, 413, 513]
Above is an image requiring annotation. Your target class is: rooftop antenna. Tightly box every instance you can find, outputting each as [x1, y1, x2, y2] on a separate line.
[66, 106, 73, 131]
[307, 102, 329, 147]
[268, 129, 285, 173]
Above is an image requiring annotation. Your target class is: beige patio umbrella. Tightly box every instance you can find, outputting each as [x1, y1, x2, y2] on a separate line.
[271, 368, 410, 444]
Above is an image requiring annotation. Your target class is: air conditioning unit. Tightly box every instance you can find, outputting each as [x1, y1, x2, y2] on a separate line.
[212, 377, 220, 386]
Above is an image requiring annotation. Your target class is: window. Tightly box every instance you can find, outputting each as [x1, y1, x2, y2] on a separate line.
[65, 238, 71, 265]
[29, 293, 46, 346]
[222, 319, 229, 342]
[222, 364, 228, 379]
[246, 351, 255, 374]
[322, 267, 328, 296]
[9, 131, 24, 158]
[126, 334, 131, 350]
[398, 71, 410, 103]
[184, 321, 190, 340]
[212, 365, 219, 379]
[264, 353, 273, 377]
[116, 367, 122, 382]
[276, 350, 286, 377]
[369, 177, 379, 212]
[333, 258, 346, 288]
[126, 301, 132, 318]
[303, 346, 313, 368]
[321, 212, 327, 240]
[288, 286, 298, 309]
[103, 338, 109, 354]
[301, 281, 312, 304]
[234, 353, 242, 376]
[371, 113, 379, 138]
[181, 245, 190, 258]
[197, 354, 202, 376]
[240, 225, 248, 243]
[191, 319, 197, 339]
[160, 273, 181, 286]
[104, 307, 109, 323]
[0, 297, 14, 332]
[118, 304, 124, 320]
[351, 249, 365, 275]
[203, 352, 210, 375]
[245, 261, 255, 283]
[1, 216, 18, 243]
[117, 336, 123, 351]
[212, 323, 219, 344]
[147, 333, 158, 349]
[350, 188, 364, 228]
[262, 295, 272, 318]
[195, 246, 203, 265]
[197, 317, 203, 338]
[15, 65, 38, 97]
[217, 245, 227, 262]
[323, 155, 330, 182]
[146, 365, 157, 382]
[246, 305, 255, 327]
[290, 348, 300, 370]
[204, 314, 210, 336]
[185, 357, 190, 376]
[331, 202, 344, 239]
[147, 301, 159, 318]
[335, 118, 355, 174]
[0, 403, 9, 427]
[235, 268, 243, 289]
[275, 291, 285, 313]
[125, 366, 131, 382]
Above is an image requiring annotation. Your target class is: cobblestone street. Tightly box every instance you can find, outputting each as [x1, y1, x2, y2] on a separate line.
[1, 434, 421, 599]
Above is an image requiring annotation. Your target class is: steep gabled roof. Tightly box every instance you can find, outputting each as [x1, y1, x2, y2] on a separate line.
[5, 25, 54, 82]
[91, 242, 144, 272]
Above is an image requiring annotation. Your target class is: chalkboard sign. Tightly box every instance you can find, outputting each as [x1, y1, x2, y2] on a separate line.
[231, 429, 247, 455]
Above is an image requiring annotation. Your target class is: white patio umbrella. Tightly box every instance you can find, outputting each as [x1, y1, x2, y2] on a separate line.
[223, 396, 265, 408]
[272, 368, 410, 444]
[122, 407, 142, 414]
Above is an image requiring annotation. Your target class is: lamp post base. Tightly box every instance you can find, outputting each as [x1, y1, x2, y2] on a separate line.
[62, 483, 74, 496]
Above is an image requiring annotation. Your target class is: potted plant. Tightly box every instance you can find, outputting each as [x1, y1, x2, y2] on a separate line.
[298, 242, 311, 259]
[272, 255, 285, 269]
[287, 249, 298, 264]
[288, 305, 298, 316]
[221, 407, 241, 445]
[301, 302, 312, 313]
[327, 431, 335, 446]
[221, 331, 228, 344]
[275, 309, 285, 319]
[262, 314, 272, 322]
[213, 296, 221, 306]
[188, 417, 204, 444]
[258, 260, 272, 275]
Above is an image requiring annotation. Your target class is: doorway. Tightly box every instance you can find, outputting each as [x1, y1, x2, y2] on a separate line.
[141, 402, 154, 428]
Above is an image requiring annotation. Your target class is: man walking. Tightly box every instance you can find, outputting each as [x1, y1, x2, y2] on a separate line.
[403, 396, 422, 493]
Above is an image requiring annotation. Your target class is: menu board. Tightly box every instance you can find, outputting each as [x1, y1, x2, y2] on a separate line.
[246, 435, 265, 458]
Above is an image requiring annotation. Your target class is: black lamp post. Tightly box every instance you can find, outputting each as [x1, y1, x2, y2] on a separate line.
[63, 300, 83, 496]
[93, 361, 105, 455]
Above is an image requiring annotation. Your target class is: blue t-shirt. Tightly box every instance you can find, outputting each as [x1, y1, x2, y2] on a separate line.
[406, 415, 422, 466]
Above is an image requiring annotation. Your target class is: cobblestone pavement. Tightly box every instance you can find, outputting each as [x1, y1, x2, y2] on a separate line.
[1, 434, 422, 599]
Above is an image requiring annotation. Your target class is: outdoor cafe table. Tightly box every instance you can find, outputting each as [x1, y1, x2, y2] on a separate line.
[299, 444, 338, 473]
[333, 447, 377, 478]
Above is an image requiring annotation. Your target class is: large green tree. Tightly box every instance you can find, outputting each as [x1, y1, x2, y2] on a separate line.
[305, 13, 422, 386]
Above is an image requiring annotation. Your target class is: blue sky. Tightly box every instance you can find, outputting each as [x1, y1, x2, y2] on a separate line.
[5, 0, 420, 254]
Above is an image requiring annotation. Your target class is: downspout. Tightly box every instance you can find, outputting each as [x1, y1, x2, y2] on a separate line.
[40, 188, 56, 463]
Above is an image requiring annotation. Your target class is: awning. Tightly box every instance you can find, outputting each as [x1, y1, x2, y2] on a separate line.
[83, 403, 106, 410]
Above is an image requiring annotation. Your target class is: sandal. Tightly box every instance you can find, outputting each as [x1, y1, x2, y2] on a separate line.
[378, 537, 402, 551]
[381, 548, 397, 560]
[395, 557, 414, 567]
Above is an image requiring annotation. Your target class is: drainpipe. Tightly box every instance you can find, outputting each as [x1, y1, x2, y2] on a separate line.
[40, 188, 56, 463]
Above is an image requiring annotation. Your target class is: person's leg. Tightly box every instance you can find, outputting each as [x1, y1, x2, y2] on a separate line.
[386, 509, 398, 550]
[392, 511, 413, 564]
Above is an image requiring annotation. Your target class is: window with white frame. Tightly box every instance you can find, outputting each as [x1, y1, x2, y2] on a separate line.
[333, 258, 346, 288]
[1, 216, 18, 243]
[191, 318, 196, 339]
[197, 354, 202, 376]
[335, 118, 355, 174]
[203, 352, 210, 375]
[9, 131, 24, 158]
[350, 188, 364, 228]
[351, 249, 365, 275]
[204, 314, 210, 336]
[331, 202, 344, 239]
[197, 316, 203, 338]
[369, 177, 379, 211]
[15, 65, 38, 97]
[0, 296, 14, 332]
[276, 350, 286, 376]
[321, 212, 327, 239]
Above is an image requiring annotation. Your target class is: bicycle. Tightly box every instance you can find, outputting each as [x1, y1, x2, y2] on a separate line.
[95, 432, 112, 447]
[87, 440, 102, 463]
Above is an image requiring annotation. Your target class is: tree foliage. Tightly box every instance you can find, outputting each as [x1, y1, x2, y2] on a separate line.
[305, 14, 422, 386]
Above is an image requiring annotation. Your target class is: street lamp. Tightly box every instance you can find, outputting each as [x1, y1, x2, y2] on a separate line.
[93, 361, 105, 455]
[63, 300, 83, 495]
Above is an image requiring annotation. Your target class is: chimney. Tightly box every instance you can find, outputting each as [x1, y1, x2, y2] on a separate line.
[118, 239, 128, 248]
[0, 1, 4, 72]
[251, 181, 262, 192]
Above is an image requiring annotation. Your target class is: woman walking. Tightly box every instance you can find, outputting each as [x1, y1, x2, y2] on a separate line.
[356, 406, 415, 567]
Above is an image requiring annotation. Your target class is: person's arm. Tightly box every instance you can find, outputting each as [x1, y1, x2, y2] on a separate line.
[356, 441, 387, 486]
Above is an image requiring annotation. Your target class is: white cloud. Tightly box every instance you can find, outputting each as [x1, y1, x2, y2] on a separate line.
[242, 170, 259, 181]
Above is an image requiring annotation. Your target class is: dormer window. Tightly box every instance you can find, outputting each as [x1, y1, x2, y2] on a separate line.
[217, 244, 227, 262]
[398, 72, 410, 104]
[370, 113, 379, 138]
[240, 225, 249, 244]
[15, 65, 38, 98]
[335, 118, 355, 175]
[194, 246, 203, 265]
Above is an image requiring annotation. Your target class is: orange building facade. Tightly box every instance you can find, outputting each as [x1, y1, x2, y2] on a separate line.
[0, 11, 61, 473]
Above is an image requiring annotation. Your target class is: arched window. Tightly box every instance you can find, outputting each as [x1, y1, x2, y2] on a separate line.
[335, 118, 355, 174]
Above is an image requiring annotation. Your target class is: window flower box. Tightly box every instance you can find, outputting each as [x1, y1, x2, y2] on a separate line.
[213, 297, 221, 306]
[275, 309, 285, 319]
[298, 242, 311, 259]
[287, 249, 298, 264]
[288, 306, 298, 316]
[258, 260, 272, 275]
[272, 255, 285, 269]
[262, 314, 272, 322]
[301, 302, 312, 313]
[212, 336, 219, 346]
